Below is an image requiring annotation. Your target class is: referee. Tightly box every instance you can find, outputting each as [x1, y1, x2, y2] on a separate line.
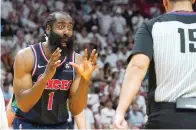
[114, 0, 196, 129]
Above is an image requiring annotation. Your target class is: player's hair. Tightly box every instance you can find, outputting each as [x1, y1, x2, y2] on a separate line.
[45, 11, 73, 29]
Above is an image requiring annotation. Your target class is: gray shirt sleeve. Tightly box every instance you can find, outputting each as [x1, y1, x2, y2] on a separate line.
[127, 23, 153, 63]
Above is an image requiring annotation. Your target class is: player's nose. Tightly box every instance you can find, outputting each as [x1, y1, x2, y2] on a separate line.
[63, 27, 70, 35]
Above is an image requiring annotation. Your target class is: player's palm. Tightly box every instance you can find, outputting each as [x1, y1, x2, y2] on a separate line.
[69, 49, 98, 81]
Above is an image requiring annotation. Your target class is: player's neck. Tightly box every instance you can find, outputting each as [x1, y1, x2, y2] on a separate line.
[170, 2, 193, 12]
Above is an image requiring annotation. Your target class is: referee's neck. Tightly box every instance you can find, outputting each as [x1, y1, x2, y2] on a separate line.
[171, 1, 193, 12]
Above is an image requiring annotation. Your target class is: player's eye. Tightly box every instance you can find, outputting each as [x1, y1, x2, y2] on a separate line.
[67, 25, 73, 31]
[58, 25, 64, 29]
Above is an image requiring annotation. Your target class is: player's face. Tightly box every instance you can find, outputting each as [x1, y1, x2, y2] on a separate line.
[48, 14, 73, 57]
[52, 18, 73, 47]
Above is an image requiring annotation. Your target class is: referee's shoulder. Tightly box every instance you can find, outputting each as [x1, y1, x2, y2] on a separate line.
[145, 13, 169, 27]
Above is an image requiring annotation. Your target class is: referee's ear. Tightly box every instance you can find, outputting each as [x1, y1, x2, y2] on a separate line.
[163, 0, 168, 12]
[191, 0, 195, 4]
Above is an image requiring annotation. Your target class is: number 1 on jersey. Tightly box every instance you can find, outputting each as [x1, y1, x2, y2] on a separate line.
[178, 28, 196, 53]
[47, 92, 54, 110]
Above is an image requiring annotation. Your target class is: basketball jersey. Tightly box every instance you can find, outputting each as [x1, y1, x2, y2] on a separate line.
[151, 12, 196, 102]
[129, 11, 196, 103]
[12, 42, 76, 125]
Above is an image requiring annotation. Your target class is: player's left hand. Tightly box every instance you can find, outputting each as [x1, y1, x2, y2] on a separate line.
[69, 49, 98, 81]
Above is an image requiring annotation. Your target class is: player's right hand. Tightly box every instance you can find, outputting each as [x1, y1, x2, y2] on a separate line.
[43, 48, 61, 80]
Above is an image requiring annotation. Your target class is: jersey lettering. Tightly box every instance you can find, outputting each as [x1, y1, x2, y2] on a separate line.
[37, 74, 72, 91]
[178, 28, 196, 53]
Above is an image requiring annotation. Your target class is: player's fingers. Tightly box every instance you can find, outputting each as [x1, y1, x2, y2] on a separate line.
[84, 60, 88, 70]
[53, 60, 61, 68]
[52, 48, 60, 57]
[69, 62, 80, 71]
[88, 64, 98, 74]
[51, 48, 61, 61]
[52, 52, 61, 62]
[89, 49, 96, 62]
[92, 64, 98, 71]
[92, 53, 98, 65]
[83, 48, 88, 62]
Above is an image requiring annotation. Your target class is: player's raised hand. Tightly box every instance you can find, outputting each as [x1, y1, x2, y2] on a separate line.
[69, 49, 98, 81]
[43, 48, 61, 80]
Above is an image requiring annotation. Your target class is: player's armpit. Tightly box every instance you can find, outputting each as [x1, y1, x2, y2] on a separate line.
[13, 48, 48, 112]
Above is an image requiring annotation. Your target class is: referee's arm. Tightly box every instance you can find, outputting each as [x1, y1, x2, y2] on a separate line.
[116, 23, 153, 116]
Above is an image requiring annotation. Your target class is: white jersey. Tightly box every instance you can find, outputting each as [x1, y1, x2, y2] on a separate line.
[153, 21, 196, 102]
[130, 11, 196, 102]
[0, 88, 8, 129]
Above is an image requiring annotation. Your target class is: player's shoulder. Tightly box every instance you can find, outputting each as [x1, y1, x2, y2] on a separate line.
[15, 46, 35, 69]
[16, 46, 33, 59]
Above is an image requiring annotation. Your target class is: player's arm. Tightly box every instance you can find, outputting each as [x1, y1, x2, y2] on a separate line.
[68, 50, 98, 127]
[74, 110, 86, 129]
[6, 97, 15, 127]
[116, 23, 153, 118]
[13, 47, 61, 112]
[68, 53, 88, 116]
[13, 48, 47, 112]
[68, 54, 87, 129]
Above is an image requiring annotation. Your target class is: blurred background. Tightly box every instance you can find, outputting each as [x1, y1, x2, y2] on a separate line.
[1, 0, 196, 129]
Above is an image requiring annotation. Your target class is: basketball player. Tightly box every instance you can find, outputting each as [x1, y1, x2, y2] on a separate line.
[12, 11, 98, 129]
[114, 0, 196, 129]
[0, 88, 8, 129]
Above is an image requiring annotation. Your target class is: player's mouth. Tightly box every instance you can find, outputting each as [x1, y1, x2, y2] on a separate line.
[61, 38, 67, 47]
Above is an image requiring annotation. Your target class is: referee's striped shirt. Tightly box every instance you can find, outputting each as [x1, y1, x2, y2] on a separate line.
[128, 11, 196, 103]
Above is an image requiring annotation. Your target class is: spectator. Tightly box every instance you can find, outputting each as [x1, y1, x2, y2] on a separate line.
[111, 7, 127, 35]
[117, 47, 131, 63]
[84, 105, 95, 129]
[100, 100, 115, 129]
[128, 103, 145, 129]
[134, 92, 147, 114]
[1, 81, 12, 106]
[97, 6, 113, 36]
[75, 27, 91, 48]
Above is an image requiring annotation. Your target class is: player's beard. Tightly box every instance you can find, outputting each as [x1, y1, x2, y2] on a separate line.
[48, 30, 73, 61]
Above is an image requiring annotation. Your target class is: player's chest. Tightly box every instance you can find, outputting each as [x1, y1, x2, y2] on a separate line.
[33, 62, 74, 91]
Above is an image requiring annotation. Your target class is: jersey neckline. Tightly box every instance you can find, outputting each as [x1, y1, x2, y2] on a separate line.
[168, 11, 196, 15]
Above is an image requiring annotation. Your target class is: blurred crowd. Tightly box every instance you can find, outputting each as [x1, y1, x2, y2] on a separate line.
[1, 0, 196, 129]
